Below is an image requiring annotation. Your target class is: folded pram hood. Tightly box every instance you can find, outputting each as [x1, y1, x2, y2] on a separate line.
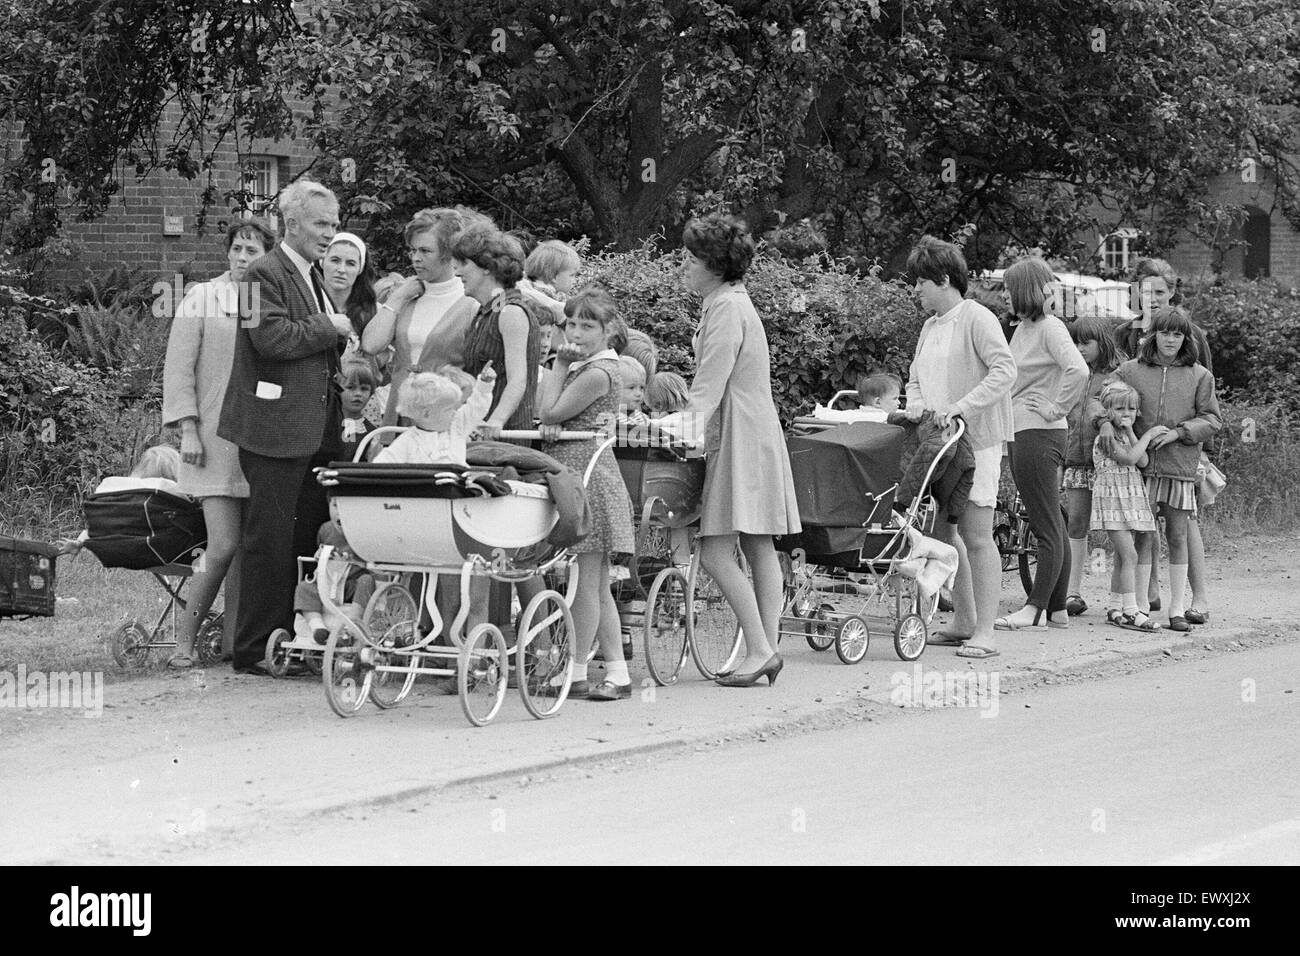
[786, 422, 905, 527]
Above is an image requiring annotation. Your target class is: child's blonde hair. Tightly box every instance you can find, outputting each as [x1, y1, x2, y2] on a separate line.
[1098, 379, 1141, 458]
[617, 354, 646, 389]
[525, 240, 581, 283]
[397, 372, 464, 429]
[646, 371, 690, 414]
[130, 445, 180, 482]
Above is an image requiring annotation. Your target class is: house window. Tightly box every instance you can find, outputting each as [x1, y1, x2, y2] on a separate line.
[238, 156, 279, 217]
[1100, 228, 1139, 272]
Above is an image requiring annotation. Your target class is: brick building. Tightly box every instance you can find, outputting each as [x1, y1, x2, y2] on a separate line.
[48, 102, 322, 286]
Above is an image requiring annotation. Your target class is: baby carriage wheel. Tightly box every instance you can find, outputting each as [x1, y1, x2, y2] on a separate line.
[264, 628, 292, 678]
[894, 613, 927, 661]
[322, 620, 373, 718]
[193, 611, 224, 666]
[109, 619, 152, 669]
[806, 603, 837, 652]
[460, 623, 509, 727]
[517, 590, 575, 719]
[304, 651, 324, 676]
[365, 582, 420, 710]
[686, 549, 746, 680]
[643, 568, 689, 686]
[834, 614, 871, 665]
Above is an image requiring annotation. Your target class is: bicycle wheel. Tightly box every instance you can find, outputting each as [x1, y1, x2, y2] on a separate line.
[643, 567, 690, 685]
[1018, 528, 1038, 596]
[686, 547, 746, 680]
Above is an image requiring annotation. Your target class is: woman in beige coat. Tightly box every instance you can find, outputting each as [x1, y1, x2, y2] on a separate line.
[679, 214, 800, 688]
[161, 218, 275, 667]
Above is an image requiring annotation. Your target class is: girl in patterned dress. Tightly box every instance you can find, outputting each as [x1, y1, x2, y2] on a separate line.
[537, 287, 636, 702]
[1090, 381, 1166, 632]
[1062, 317, 1124, 616]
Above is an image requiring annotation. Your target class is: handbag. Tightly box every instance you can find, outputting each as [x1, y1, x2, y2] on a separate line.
[1196, 452, 1227, 506]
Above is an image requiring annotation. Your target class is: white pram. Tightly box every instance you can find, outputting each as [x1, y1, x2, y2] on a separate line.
[308, 427, 611, 726]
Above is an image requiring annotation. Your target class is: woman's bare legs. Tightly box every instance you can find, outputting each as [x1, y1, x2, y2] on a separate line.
[700, 533, 774, 671]
[738, 533, 784, 648]
[174, 496, 242, 661]
[957, 504, 1000, 650]
[933, 519, 975, 636]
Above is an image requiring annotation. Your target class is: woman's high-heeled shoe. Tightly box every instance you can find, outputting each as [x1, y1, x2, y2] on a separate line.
[716, 654, 783, 687]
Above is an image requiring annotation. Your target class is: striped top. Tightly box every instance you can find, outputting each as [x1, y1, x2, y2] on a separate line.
[462, 287, 543, 430]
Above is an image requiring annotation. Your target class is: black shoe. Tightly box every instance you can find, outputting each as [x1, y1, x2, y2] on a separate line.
[234, 662, 272, 677]
[586, 680, 631, 701]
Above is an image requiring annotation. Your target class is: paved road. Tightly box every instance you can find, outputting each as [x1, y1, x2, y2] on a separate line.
[65, 641, 1300, 865]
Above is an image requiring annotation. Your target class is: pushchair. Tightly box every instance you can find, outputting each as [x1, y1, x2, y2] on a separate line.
[79, 485, 225, 667]
[309, 428, 609, 727]
[775, 408, 966, 664]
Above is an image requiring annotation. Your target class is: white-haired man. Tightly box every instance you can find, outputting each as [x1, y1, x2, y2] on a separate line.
[219, 179, 354, 674]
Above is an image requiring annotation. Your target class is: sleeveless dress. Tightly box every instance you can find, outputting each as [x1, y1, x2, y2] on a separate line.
[1089, 436, 1156, 531]
[542, 356, 635, 555]
[462, 287, 542, 432]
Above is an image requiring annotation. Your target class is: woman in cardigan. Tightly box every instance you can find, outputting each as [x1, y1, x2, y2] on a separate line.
[360, 209, 479, 425]
[904, 235, 1017, 659]
[453, 223, 544, 441]
[160, 217, 275, 667]
[678, 214, 800, 687]
[994, 257, 1088, 630]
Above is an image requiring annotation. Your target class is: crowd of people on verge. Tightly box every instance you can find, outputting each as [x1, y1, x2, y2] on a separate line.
[67, 178, 1222, 686]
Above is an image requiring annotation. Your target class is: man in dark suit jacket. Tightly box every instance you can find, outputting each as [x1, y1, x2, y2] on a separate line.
[218, 180, 353, 673]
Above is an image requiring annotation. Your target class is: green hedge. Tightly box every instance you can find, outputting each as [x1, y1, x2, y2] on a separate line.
[1189, 279, 1300, 415]
[582, 244, 922, 423]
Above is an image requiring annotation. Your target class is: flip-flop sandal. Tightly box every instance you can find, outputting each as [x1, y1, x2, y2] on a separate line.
[956, 644, 1000, 659]
[928, 631, 971, 646]
[994, 615, 1046, 631]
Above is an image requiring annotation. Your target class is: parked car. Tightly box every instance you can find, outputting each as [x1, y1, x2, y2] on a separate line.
[976, 269, 1137, 322]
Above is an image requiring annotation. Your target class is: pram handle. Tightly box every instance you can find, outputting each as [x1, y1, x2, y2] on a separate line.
[828, 389, 858, 410]
[352, 426, 599, 461]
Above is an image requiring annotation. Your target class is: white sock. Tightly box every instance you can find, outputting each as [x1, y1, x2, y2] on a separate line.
[1108, 591, 1122, 611]
[1069, 537, 1087, 587]
[1134, 565, 1151, 612]
[1121, 593, 1137, 615]
[604, 660, 630, 685]
[1169, 564, 1188, 618]
[572, 660, 589, 683]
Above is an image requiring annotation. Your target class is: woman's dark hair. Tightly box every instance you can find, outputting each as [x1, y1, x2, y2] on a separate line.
[682, 213, 755, 282]
[1138, 306, 1199, 366]
[906, 235, 969, 297]
[507, 228, 538, 258]
[224, 217, 276, 254]
[450, 222, 525, 288]
[343, 262, 377, 333]
[1069, 316, 1124, 372]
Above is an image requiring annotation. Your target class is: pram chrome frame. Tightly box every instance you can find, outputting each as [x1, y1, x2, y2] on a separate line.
[305, 426, 616, 727]
[780, 416, 967, 664]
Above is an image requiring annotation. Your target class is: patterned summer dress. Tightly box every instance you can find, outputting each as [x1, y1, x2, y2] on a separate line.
[462, 287, 542, 433]
[1089, 436, 1156, 531]
[542, 355, 635, 555]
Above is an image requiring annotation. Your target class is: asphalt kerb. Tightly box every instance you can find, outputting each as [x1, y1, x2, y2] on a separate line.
[271, 625, 1265, 821]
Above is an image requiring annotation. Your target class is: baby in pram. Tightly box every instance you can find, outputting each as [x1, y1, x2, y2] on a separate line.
[375, 364, 496, 466]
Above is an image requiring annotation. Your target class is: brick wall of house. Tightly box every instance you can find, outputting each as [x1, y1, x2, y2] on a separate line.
[1166, 168, 1300, 288]
[49, 102, 320, 287]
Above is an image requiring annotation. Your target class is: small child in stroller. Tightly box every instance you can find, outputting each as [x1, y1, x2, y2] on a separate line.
[58, 445, 183, 555]
[292, 518, 375, 645]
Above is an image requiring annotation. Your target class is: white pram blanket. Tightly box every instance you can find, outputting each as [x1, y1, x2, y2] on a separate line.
[894, 526, 959, 604]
